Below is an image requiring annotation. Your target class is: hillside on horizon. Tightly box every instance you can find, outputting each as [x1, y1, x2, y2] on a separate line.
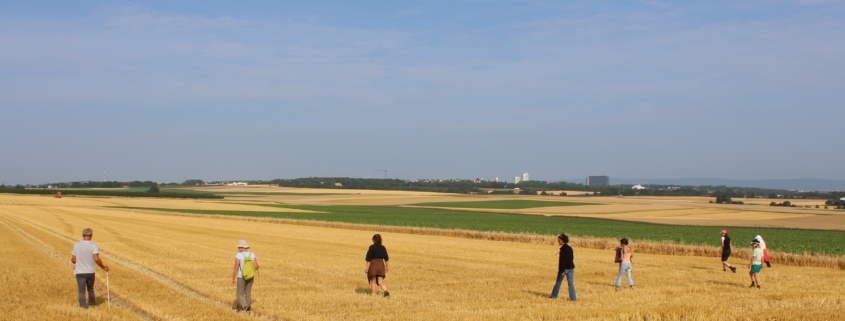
[560, 178, 845, 192]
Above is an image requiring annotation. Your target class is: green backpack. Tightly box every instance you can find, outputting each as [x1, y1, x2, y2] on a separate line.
[241, 252, 256, 281]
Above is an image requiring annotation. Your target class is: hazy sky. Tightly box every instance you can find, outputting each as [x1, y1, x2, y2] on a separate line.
[2, 1, 844, 185]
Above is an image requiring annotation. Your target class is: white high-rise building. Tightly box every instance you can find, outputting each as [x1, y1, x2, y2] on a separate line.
[522, 172, 529, 182]
[494, 177, 500, 182]
[514, 176, 521, 184]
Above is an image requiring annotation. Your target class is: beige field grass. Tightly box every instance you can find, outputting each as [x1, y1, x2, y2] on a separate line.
[0, 195, 843, 320]
[0, 221, 145, 321]
[0, 194, 315, 213]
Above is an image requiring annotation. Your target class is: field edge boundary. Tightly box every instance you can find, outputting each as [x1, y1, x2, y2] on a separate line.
[118, 208, 845, 271]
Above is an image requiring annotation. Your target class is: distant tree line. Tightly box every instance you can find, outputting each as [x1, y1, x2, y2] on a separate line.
[270, 177, 845, 199]
[271, 177, 484, 193]
[34, 181, 160, 188]
[0, 183, 221, 199]
[827, 198, 845, 209]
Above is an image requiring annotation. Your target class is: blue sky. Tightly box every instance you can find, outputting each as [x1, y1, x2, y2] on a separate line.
[1, 1, 843, 184]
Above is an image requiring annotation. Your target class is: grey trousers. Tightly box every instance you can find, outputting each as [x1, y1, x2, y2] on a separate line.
[236, 278, 254, 308]
[75, 273, 96, 308]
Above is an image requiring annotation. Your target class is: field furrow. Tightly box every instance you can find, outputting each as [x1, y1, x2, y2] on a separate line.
[1, 194, 843, 320]
[0, 210, 265, 321]
[0, 216, 147, 321]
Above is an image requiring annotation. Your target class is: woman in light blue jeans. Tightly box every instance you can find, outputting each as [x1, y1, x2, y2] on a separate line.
[616, 238, 635, 290]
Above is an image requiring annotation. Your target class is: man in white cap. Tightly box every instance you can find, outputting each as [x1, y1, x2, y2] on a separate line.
[232, 240, 259, 312]
[71, 228, 110, 308]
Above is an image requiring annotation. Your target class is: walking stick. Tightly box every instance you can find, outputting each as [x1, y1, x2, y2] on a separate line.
[107, 271, 111, 309]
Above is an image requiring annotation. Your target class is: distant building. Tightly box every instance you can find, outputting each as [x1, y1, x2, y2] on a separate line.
[494, 177, 500, 182]
[632, 184, 646, 190]
[522, 173, 529, 182]
[334, 182, 342, 187]
[514, 176, 521, 184]
[586, 176, 609, 186]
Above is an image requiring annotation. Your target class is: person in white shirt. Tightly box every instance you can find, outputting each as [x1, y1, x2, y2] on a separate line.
[70, 228, 110, 308]
[748, 239, 764, 289]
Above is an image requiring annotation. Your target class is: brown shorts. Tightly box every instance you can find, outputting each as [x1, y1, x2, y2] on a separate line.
[367, 258, 386, 282]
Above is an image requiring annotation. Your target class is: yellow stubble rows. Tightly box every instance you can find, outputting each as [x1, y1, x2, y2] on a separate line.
[1, 198, 844, 320]
[0, 219, 145, 321]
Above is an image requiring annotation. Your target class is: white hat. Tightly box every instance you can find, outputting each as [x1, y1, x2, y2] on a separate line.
[237, 240, 250, 248]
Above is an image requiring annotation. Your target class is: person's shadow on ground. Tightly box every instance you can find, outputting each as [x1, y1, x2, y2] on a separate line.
[524, 290, 551, 298]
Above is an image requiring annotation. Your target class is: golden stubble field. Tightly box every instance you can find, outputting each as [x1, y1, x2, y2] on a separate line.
[0, 194, 843, 320]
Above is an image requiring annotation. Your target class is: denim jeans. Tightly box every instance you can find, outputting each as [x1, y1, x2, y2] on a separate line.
[75, 273, 96, 308]
[616, 263, 634, 287]
[550, 269, 576, 301]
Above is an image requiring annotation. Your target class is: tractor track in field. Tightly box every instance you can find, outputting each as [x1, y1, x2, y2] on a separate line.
[0, 210, 281, 321]
[0, 211, 158, 321]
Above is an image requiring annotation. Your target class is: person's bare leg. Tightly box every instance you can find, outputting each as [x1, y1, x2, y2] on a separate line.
[370, 278, 377, 295]
[378, 277, 388, 292]
[753, 273, 760, 287]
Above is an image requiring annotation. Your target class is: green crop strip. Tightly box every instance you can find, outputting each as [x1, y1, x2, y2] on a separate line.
[410, 200, 596, 209]
[109, 205, 845, 256]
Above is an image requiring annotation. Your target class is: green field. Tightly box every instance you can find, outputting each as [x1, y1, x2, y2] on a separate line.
[110, 204, 845, 255]
[411, 200, 596, 209]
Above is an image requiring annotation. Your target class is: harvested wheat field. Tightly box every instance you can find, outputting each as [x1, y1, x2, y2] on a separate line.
[0, 195, 843, 320]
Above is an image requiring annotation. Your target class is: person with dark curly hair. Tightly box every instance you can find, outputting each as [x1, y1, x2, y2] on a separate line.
[550, 234, 576, 301]
[364, 234, 390, 297]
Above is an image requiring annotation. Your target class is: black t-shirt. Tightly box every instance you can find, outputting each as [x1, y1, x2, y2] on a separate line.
[722, 235, 732, 253]
[558, 244, 575, 272]
[365, 244, 389, 262]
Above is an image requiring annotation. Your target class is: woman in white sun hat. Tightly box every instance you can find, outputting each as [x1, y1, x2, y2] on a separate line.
[232, 240, 259, 312]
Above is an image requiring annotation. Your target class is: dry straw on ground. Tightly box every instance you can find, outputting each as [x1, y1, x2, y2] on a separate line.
[119, 207, 845, 271]
[1, 202, 843, 320]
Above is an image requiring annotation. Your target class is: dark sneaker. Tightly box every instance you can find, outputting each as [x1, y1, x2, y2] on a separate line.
[384, 291, 390, 298]
[730, 267, 737, 273]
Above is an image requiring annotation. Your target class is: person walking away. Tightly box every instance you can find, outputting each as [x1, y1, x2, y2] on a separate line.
[364, 234, 390, 297]
[232, 240, 259, 312]
[71, 228, 110, 309]
[550, 234, 576, 301]
[615, 238, 635, 290]
[755, 235, 771, 267]
[720, 230, 737, 273]
[749, 239, 764, 288]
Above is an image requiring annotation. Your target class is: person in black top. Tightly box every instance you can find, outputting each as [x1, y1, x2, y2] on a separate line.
[364, 234, 390, 297]
[550, 234, 576, 301]
[720, 230, 736, 273]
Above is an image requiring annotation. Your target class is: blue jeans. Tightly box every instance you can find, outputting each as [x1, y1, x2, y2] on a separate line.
[550, 269, 576, 301]
[616, 263, 634, 287]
